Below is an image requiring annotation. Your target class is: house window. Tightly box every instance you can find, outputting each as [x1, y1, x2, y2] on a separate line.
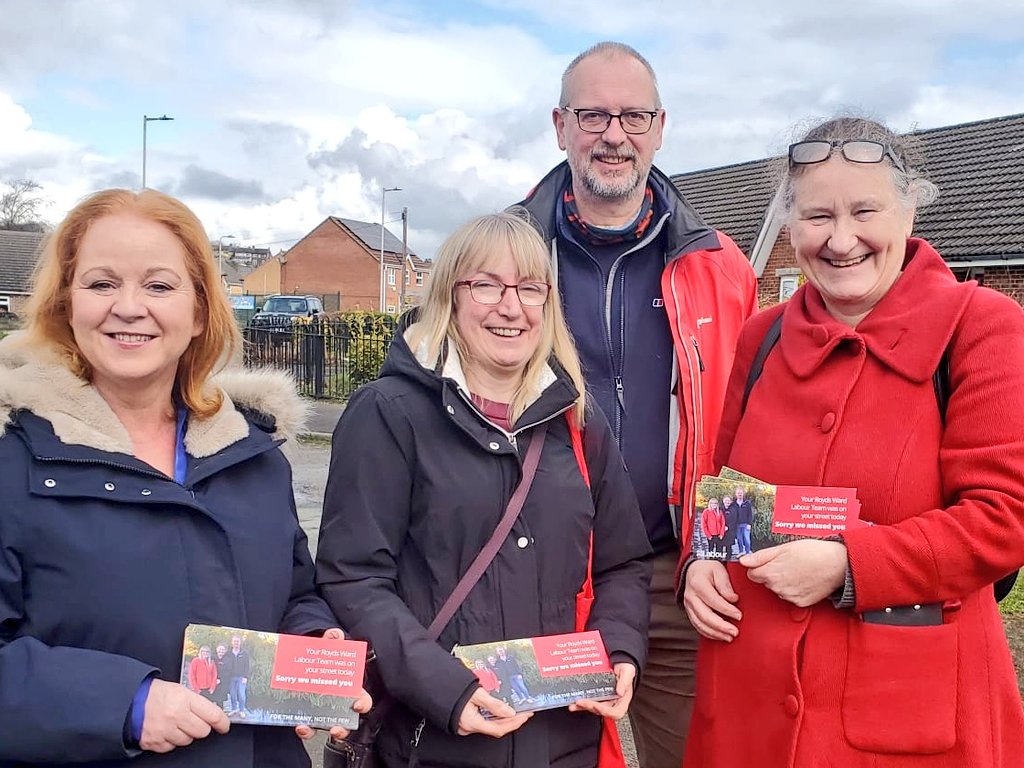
[779, 275, 800, 302]
[387, 268, 396, 286]
[0, 296, 10, 312]
[416, 272, 424, 286]
[405, 270, 410, 285]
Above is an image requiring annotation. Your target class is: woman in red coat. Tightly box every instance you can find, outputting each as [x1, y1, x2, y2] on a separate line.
[700, 498, 727, 559]
[682, 115, 1024, 768]
[188, 646, 219, 701]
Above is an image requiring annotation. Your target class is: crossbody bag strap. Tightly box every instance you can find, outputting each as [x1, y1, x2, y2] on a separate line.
[426, 421, 549, 640]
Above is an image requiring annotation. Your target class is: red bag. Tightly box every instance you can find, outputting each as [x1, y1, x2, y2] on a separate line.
[568, 414, 628, 768]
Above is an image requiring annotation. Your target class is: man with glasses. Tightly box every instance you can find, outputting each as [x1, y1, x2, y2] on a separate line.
[514, 41, 757, 768]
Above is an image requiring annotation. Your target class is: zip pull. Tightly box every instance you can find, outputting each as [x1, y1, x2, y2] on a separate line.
[615, 376, 626, 411]
[690, 336, 706, 372]
[411, 718, 426, 747]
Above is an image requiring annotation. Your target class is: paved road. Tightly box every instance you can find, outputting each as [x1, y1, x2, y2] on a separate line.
[304, 399, 345, 437]
[290, 434, 639, 768]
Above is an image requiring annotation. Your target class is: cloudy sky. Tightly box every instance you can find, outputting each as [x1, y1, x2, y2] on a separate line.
[3, 0, 1024, 258]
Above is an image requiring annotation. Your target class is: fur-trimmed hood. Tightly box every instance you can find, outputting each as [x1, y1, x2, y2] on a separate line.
[0, 332, 307, 458]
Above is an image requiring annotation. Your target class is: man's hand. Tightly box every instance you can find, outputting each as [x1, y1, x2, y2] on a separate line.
[457, 688, 533, 737]
[569, 662, 635, 721]
[682, 560, 741, 642]
[741, 539, 847, 607]
[140, 680, 230, 753]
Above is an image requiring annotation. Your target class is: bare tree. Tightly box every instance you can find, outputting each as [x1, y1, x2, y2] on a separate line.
[0, 179, 49, 231]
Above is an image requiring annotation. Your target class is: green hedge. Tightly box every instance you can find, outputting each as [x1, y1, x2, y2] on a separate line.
[1000, 576, 1024, 616]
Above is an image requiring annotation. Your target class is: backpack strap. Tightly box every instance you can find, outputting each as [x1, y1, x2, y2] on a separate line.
[740, 312, 784, 415]
[933, 345, 950, 425]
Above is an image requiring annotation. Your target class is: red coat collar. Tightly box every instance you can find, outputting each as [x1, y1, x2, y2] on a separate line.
[780, 238, 976, 383]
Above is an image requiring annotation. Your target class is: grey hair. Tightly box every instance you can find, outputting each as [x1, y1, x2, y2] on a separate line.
[559, 41, 662, 109]
[774, 114, 939, 221]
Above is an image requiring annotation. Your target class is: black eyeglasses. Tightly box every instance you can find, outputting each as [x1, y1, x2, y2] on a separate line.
[561, 107, 660, 135]
[788, 140, 906, 172]
[455, 279, 550, 307]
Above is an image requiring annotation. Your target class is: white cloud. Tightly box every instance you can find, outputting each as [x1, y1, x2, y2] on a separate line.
[1, 0, 1023, 256]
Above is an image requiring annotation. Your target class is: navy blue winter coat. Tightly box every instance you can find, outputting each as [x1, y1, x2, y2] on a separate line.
[0, 338, 334, 768]
[316, 329, 652, 768]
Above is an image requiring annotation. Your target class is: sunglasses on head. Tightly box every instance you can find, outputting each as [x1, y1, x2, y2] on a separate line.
[788, 140, 905, 172]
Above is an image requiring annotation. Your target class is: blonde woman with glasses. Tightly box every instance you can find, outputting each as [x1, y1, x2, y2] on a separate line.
[317, 211, 652, 768]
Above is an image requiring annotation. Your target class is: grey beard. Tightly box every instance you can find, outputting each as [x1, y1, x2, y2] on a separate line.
[574, 159, 645, 200]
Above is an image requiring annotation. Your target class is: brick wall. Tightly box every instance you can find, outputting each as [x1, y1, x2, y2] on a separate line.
[758, 233, 798, 308]
[2, 294, 30, 314]
[242, 258, 281, 295]
[969, 266, 1024, 305]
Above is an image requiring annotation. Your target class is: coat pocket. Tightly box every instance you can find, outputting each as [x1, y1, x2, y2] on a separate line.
[842, 619, 957, 754]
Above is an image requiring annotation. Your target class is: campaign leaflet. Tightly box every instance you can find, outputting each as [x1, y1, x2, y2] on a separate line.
[179, 624, 366, 730]
[692, 467, 865, 562]
[453, 631, 617, 714]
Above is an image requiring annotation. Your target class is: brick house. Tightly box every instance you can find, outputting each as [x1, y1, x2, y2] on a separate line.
[242, 256, 282, 297]
[672, 113, 1024, 307]
[249, 217, 431, 313]
[0, 230, 44, 315]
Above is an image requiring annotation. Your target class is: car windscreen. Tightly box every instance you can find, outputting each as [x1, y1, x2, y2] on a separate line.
[262, 298, 308, 313]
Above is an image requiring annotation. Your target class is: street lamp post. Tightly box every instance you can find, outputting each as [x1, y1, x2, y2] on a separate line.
[217, 235, 237, 291]
[142, 114, 174, 189]
[379, 186, 401, 313]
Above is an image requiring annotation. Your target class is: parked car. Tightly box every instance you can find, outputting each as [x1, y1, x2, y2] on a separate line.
[248, 295, 324, 331]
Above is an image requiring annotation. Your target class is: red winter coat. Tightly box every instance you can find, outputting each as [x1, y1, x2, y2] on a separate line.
[473, 666, 501, 694]
[700, 507, 726, 539]
[686, 239, 1024, 768]
[188, 656, 218, 695]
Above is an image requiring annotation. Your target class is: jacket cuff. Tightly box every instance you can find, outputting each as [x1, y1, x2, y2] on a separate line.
[127, 675, 155, 746]
[830, 566, 856, 609]
[446, 679, 480, 735]
[675, 553, 697, 608]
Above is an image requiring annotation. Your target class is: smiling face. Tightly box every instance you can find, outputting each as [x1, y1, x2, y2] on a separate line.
[452, 242, 545, 395]
[69, 212, 203, 402]
[788, 157, 915, 326]
[554, 52, 664, 206]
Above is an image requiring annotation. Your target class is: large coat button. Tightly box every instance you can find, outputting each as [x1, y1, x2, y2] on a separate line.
[516, 536, 529, 549]
[820, 412, 836, 432]
[104, 482, 116, 491]
[44, 478, 56, 488]
[783, 694, 800, 717]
